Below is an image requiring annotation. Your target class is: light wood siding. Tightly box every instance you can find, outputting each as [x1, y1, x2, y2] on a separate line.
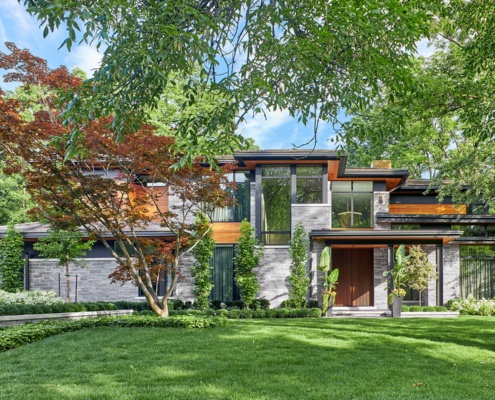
[212, 222, 242, 244]
[389, 204, 466, 215]
[129, 184, 169, 222]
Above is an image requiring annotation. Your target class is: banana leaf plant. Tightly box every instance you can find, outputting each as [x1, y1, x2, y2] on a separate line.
[317, 246, 339, 314]
[383, 244, 410, 304]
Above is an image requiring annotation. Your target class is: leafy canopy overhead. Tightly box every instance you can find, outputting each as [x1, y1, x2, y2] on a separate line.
[21, 0, 436, 162]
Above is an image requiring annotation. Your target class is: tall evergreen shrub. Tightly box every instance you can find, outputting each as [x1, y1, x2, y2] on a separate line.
[191, 213, 215, 310]
[288, 222, 310, 308]
[0, 225, 25, 292]
[234, 219, 264, 308]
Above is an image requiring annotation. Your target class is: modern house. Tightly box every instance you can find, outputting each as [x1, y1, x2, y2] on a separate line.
[2, 150, 495, 308]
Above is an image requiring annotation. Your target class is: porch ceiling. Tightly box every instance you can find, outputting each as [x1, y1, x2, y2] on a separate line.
[309, 229, 463, 245]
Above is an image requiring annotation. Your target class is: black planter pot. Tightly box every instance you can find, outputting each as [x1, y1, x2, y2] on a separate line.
[392, 296, 403, 318]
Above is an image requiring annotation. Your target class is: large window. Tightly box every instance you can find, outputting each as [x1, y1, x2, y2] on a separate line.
[209, 246, 239, 302]
[210, 171, 250, 222]
[296, 165, 323, 204]
[261, 166, 291, 244]
[331, 181, 373, 228]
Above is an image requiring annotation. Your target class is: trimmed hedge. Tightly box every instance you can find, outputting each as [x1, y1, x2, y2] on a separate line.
[0, 302, 119, 316]
[0, 315, 228, 352]
[402, 306, 448, 312]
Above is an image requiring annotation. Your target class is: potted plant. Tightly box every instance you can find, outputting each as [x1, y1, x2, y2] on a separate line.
[318, 246, 339, 317]
[383, 244, 410, 318]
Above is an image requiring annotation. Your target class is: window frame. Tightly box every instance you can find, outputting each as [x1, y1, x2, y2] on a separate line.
[331, 181, 374, 228]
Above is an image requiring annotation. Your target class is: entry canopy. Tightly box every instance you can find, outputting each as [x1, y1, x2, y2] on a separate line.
[309, 229, 463, 245]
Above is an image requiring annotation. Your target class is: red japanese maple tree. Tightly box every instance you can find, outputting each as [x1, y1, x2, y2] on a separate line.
[0, 43, 234, 317]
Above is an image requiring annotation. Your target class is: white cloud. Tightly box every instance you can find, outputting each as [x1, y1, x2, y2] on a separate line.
[238, 108, 292, 148]
[64, 44, 102, 77]
[416, 38, 437, 58]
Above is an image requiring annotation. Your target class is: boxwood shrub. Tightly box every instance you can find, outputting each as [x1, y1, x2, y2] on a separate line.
[0, 315, 228, 352]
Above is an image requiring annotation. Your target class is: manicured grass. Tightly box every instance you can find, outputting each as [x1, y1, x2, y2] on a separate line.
[1, 317, 495, 399]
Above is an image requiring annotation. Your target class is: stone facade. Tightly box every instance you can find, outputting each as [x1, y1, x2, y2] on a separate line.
[443, 243, 461, 303]
[28, 258, 137, 302]
[373, 248, 388, 309]
[256, 246, 292, 308]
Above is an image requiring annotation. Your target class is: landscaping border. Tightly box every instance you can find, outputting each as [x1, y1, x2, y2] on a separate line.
[0, 309, 134, 327]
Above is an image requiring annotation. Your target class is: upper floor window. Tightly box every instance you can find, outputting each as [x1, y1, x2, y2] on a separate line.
[261, 166, 291, 244]
[296, 165, 323, 204]
[210, 171, 251, 222]
[331, 181, 373, 228]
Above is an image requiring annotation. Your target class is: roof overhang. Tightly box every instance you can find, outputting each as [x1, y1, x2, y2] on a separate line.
[309, 229, 463, 245]
[233, 150, 339, 168]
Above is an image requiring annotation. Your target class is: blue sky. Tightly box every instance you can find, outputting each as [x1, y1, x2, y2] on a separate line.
[0, 0, 435, 150]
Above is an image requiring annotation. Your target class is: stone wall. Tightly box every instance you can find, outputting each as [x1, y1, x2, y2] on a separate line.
[443, 243, 460, 303]
[28, 258, 137, 302]
[373, 248, 388, 309]
[256, 246, 291, 308]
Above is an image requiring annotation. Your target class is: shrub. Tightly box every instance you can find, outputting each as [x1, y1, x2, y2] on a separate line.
[276, 308, 290, 318]
[239, 309, 253, 319]
[258, 298, 270, 310]
[308, 308, 322, 318]
[401, 306, 411, 312]
[228, 309, 241, 319]
[0, 315, 228, 352]
[205, 309, 216, 316]
[265, 308, 277, 318]
[434, 306, 448, 312]
[253, 309, 266, 318]
[216, 309, 229, 318]
[449, 295, 495, 316]
[307, 300, 319, 309]
[423, 306, 436, 312]
[288, 223, 310, 308]
[410, 306, 423, 312]
[211, 300, 222, 310]
[0, 289, 64, 305]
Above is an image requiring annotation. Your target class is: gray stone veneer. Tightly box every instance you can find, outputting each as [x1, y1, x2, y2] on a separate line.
[256, 246, 291, 308]
[373, 248, 388, 309]
[28, 258, 137, 302]
[443, 243, 460, 302]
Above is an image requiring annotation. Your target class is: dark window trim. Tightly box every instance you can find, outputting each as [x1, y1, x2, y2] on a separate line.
[331, 181, 374, 228]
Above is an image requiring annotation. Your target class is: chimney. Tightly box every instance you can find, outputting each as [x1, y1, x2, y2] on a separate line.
[371, 160, 392, 169]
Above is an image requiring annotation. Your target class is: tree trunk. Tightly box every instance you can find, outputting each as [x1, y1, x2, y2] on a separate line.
[419, 290, 422, 306]
[65, 261, 71, 303]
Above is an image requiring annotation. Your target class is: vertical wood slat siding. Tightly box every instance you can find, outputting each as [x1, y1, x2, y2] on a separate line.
[389, 204, 466, 215]
[461, 252, 495, 299]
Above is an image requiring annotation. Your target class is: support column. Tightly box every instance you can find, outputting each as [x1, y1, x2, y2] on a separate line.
[436, 244, 444, 306]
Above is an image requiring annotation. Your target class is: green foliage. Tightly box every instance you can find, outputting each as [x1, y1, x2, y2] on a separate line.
[228, 308, 241, 319]
[22, 0, 435, 162]
[0, 225, 25, 293]
[0, 301, 120, 316]
[233, 220, 263, 308]
[276, 308, 290, 318]
[191, 213, 215, 311]
[33, 230, 95, 269]
[0, 315, 228, 352]
[239, 309, 253, 319]
[449, 295, 495, 316]
[0, 289, 63, 305]
[403, 245, 437, 306]
[288, 223, 310, 308]
[0, 163, 34, 225]
[317, 246, 339, 314]
[384, 244, 410, 303]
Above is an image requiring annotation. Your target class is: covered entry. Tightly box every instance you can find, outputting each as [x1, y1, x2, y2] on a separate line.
[332, 248, 373, 306]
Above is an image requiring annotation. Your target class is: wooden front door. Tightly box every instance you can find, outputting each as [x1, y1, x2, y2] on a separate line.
[332, 248, 374, 306]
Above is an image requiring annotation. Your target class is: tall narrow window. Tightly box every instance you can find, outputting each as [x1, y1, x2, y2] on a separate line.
[261, 166, 291, 244]
[210, 246, 239, 302]
[296, 165, 323, 204]
[331, 181, 373, 228]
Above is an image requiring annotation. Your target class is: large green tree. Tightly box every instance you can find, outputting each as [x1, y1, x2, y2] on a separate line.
[21, 0, 436, 163]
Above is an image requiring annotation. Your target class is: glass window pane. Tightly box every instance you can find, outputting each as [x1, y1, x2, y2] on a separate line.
[296, 165, 322, 176]
[332, 193, 351, 227]
[296, 177, 323, 203]
[210, 246, 237, 302]
[234, 182, 250, 221]
[261, 177, 291, 231]
[235, 171, 250, 183]
[262, 233, 291, 245]
[261, 166, 290, 177]
[332, 181, 352, 192]
[353, 192, 373, 227]
[353, 181, 373, 192]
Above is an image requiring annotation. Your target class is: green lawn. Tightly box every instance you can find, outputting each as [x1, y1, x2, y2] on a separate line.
[1, 317, 495, 399]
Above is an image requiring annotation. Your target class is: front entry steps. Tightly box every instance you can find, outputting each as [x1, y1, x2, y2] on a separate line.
[332, 307, 390, 318]
[330, 307, 460, 318]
